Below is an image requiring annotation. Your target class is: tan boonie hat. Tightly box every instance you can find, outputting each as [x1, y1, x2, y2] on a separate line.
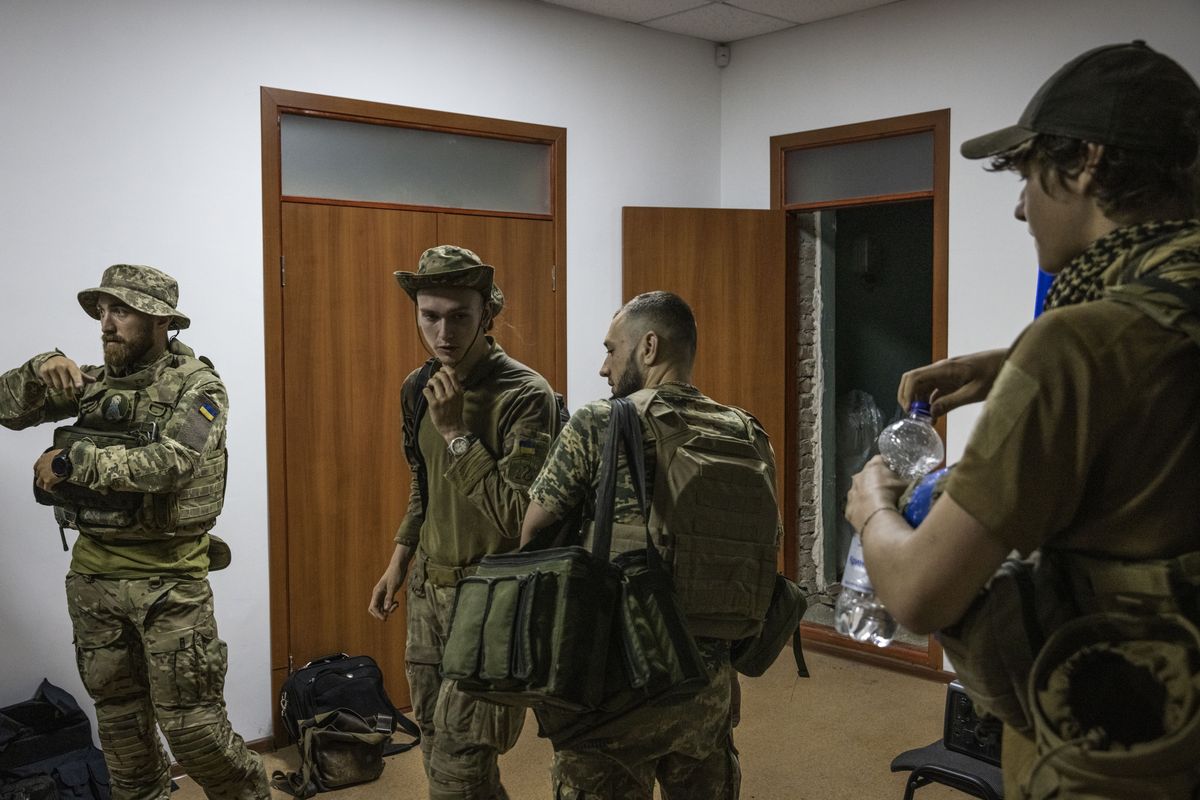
[394, 245, 505, 317]
[77, 264, 191, 330]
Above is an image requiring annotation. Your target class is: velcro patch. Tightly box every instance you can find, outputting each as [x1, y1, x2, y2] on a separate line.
[972, 361, 1038, 459]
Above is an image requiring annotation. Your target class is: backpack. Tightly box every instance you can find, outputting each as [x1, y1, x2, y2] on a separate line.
[626, 388, 780, 640]
[0, 680, 110, 800]
[274, 654, 420, 797]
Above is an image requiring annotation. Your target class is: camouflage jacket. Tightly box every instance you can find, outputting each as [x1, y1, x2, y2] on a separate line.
[1, 340, 228, 574]
[395, 339, 557, 569]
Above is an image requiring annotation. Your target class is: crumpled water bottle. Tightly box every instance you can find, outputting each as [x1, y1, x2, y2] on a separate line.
[835, 401, 945, 647]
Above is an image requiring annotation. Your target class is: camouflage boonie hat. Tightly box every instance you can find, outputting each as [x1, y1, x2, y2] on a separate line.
[77, 264, 191, 330]
[394, 245, 505, 317]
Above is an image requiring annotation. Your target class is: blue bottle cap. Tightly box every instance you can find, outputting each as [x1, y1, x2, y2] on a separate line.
[909, 400, 933, 417]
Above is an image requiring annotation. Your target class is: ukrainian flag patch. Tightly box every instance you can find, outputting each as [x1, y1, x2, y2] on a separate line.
[198, 399, 220, 422]
[515, 437, 538, 456]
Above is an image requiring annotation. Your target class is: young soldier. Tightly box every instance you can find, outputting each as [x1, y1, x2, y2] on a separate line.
[368, 245, 558, 800]
[848, 42, 1200, 798]
[521, 291, 778, 799]
[0, 264, 269, 799]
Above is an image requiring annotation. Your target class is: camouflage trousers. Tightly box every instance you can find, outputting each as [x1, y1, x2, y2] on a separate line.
[406, 558, 525, 800]
[64, 572, 269, 800]
[550, 639, 740, 800]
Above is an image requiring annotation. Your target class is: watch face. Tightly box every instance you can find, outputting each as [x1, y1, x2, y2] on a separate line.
[51, 453, 70, 477]
[450, 437, 469, 457]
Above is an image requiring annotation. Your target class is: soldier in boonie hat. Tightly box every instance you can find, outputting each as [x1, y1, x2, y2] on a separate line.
[0, 262, 271, 796]
[394, 244, 505, 318]
[77, 264, 191, 330]
[372, 242, 558, 798]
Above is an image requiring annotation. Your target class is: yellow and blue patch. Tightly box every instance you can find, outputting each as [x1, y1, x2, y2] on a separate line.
[515, 437, 538, 456]
[198, 399, 220, 422]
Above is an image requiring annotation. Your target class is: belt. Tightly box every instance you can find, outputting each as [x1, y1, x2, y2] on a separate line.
[423, 558, 479, 587]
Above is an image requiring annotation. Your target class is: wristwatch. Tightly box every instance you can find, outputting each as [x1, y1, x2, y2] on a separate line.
[51, 450, 73, 479]
[448, 434, 477, 458]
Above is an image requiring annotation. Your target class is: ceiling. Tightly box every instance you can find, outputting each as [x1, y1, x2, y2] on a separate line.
[537, 0, 903, 43]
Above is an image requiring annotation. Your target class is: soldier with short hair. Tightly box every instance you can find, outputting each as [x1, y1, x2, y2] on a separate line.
[368, 245, 559, 800]
[0, 264, 269, 800]
[521, 290, 778, 800]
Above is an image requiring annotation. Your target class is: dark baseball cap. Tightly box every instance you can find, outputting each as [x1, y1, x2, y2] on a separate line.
[962, 41, 1200, 160]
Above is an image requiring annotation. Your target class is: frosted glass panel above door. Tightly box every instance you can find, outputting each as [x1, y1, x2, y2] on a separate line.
[785, 132, 933, 206]
[281, 115, 552, 215]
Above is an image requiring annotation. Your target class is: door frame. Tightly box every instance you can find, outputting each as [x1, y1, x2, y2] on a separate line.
[260, 87, 568, 734]
[771, 109, 951, 679]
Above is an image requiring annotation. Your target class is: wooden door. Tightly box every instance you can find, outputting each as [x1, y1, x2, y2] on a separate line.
[436, 214, 559, 381]
[280, 203, 436, 713]
[622, 207, 788, 567]
[279, 204, 559, 719]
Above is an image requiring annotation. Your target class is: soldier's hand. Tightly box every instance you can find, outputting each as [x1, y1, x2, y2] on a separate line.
[368, 545, 412, 621]
[33, 449, 66, 492]
[896, 348, 1007, 418]
[38, 355, 95, 401]
[845, 455, 910, 532]
[424, 369, 468, 441]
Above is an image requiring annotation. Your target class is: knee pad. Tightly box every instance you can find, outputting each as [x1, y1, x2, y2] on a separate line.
[93, 706, 170, 799]
[164, 720, 268, 800]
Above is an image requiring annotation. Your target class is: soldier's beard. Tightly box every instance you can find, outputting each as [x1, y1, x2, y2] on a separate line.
[611, 351, 645, 398]
[103, 321, 156, 373]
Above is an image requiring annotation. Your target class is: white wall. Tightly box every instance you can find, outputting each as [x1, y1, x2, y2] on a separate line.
[720, 0, 1200, 459]
[0, 0, 720, 739]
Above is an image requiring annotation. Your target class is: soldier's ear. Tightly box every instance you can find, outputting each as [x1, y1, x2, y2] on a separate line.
[641, 331, 660, 366]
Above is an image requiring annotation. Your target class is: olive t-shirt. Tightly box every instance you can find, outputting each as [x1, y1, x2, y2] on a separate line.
[946, 298, 1200, 559]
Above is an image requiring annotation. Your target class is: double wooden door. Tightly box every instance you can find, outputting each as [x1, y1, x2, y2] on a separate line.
[275, 202, 558, 720]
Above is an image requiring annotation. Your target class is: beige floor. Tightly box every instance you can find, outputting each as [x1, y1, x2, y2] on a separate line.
[175, 650, 976, 799]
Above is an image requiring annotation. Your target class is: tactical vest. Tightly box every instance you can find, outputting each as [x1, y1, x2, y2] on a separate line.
[596, 388, 779, 640]
[38, 352, 227, 540]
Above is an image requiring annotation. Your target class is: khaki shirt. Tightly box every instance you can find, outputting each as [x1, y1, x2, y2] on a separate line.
[947, 293, 1200, 560]
[0, 343, 226, 577]
[394, 339, 556, 569]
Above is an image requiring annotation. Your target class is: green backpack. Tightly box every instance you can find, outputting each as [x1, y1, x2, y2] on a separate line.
[607, 387, 782, 641]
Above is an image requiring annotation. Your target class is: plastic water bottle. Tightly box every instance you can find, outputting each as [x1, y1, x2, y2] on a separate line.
[877, 401, 944, 480]
[834, 534, 898, 647]
[835, 401, 944, 647]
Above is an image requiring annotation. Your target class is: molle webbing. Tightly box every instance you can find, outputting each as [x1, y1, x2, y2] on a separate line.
[52, 355, 226, 539]
[629, 389, 779, 640]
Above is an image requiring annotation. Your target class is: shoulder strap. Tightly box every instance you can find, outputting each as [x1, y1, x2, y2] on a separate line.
[403, 360, 439, 512]
[591, 398, 663, 567]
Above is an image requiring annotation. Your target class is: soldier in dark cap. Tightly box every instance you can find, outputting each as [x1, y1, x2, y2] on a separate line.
[368, 245, 559, 800]
[0, 264, 269, 799]
[847, 42, 1200, 798]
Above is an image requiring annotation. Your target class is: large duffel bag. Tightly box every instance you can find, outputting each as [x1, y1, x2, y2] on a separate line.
[0, 680, 110, 800]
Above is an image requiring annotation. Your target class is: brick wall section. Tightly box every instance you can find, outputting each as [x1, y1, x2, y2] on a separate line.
[793, 214, 821, 594]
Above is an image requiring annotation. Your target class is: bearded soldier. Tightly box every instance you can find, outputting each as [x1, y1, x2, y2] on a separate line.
[0, 264, 269, 800]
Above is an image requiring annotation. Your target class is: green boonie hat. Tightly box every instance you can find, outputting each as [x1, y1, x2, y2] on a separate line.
[208, 534, 231, 571]
[961, 40, 1200, 160]
[394, 245, 505, 317]
[77, 264, 191, 330]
